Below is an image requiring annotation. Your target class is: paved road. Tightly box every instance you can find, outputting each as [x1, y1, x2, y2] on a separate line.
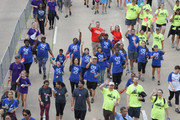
[0, 0, 28, 59]
[4, 0, 180, 120]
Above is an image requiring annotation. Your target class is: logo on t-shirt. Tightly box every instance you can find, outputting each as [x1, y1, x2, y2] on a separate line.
[56, 68, 62, 75]
[90, 65, 96, 74]
[115, 57, 121, 64]
[84, 56, 90, 63]
[98, 54, 103, 62]
[103, 41, 109, 49]
[140, 49, 146, 55]
[107, 93, 116, 101]
[23, 48, 29, 55]
[40, 44, 46, 50]
[73, 67, 79, 75]
[72, 45, 78, 52]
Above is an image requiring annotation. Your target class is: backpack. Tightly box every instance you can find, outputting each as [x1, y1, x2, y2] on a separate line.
[11, 62, 24, 71]
[152, 95, 166, 108]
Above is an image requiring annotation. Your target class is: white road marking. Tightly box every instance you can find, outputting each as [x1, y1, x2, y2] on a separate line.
[141, 109, 148, 120]
[53, 26, 58, 44]
[119, 25, 125, 42]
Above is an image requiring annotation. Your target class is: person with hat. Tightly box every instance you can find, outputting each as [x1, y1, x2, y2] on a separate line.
[150, 45, 165, 85]
[8, 55, 25, 102]
[85, 56, 100, 103]
[37, 35, 54, 80]
[113, 105, 132, 120]
[100, 79, 120, 120]
[173, 0, 180, 12]
[150, 22, 164, 50]
[18, 39, 38, 77]
[169, 8, 180, 50]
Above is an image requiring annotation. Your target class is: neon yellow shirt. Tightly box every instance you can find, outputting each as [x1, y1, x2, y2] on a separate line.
[101, 88, 120, 111]
[151, 96, 168, 120]
[137, 33, 147, 44]
[126, 4, 140, 20]
[142, 13, 153, 28]
[152, 33, 164, 49]
[170, 15, 180, 27]
[139, 4, 152, 19]
[126, 84, 144, 107]
[173, 5, 180, 12]
[155, 9, 169, 25]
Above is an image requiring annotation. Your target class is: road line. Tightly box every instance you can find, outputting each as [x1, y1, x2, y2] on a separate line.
[119, 25, 125, 42]
[53, 26, 58, 44]
[141, 109, 148, 120]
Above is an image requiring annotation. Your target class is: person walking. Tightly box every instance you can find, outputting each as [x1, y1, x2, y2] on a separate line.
[53, 81, 68, 120]
[94, 0, 100, 14]
[168, 65, 180, 113]
[157, 0, 165, 8]
[126, 77, 145, 120]
[101, 0, 107, 14]
[16, 71, 31, 111]
[64, 0, 72, 18]
[71, 80, 91, 120]
[110, 25, 123, 44]
[150, 45, 165, 85]
[150, 88, 170, 120]
[136, 22, 148, 45]
[37, 35, 54, 80]
[21, 109, 36, 120]
[100, 79, 120, 120]
[31, 0, 43, 18]
[38, 80, 52, 120]
[113, 105, 132, 120]
[8, 55, 25, 102]
[85, 56, 100, 103]
[173, 0, 180, 12]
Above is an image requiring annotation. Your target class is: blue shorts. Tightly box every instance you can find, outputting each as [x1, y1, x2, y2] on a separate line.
[101, 0, 107, 4]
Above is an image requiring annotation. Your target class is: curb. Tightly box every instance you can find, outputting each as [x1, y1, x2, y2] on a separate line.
[166, 0, 176, 9]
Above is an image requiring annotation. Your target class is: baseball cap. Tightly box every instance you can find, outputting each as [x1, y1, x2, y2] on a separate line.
[177, 8, 180, 11]
[154, 45, 158, 48]
[15, 55, 20, 59]
[41, 35, 46, 39]
[109, 82, 115, 86]
[146, 8, 149, 11]
[156, 27, 160, 30]
[92, 56, 97, 59]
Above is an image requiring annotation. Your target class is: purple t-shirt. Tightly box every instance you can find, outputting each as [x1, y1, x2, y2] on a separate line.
[31, 0, 43, 14]
[48, 1, 57, 11]
[18, 77, 31, 94]
[27, 28, 40, 45]
[9, 63, 25, 83]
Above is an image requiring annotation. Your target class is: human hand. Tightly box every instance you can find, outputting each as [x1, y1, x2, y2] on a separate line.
[71, 106, 74, 111]
[90, 20, 94, 24]
[88, 107, 91, 112]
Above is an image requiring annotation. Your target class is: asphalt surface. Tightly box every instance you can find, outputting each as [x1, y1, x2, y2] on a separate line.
[1, 0, 180, 120]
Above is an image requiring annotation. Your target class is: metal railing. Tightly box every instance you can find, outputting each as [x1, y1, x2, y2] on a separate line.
[0, 0, 32, 91]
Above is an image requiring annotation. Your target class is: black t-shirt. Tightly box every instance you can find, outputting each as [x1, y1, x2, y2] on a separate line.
[38, 87, 52, 105]
[37, 9, 46, 21]
[54, 87, 67, 104]
[72, 88, 89, 111]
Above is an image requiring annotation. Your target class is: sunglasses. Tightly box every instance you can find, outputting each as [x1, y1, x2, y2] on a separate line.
[23, 114, 28, 116]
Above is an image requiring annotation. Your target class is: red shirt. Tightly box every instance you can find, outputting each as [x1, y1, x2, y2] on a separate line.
[111, 30, 122, 41]
[90, 27, 104, 42]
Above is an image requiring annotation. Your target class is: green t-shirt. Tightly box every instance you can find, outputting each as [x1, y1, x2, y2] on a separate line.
[170, 15, 180, 27]
[126, 84, 144, 107]
[173, 5, 180, 12]
[155, 9, 169, 25]
[152, 33, 164, 49]
[126, 4, 140, 20]
[142, 13, 153, 28]
[139, 4, 152, 19]
[151, 96, 168, 120]
[101, 88, 120, 111]
[137, 33, 147, 44]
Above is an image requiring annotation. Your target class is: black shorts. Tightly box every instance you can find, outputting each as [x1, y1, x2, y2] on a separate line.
[125, 19, 137, 26]
[152, 65, 161, 68]
[169, 26, 180, 36]
[10, 82, 18, 91]
[141, 25, 150, 32]
[86, 81, 97, 90]
[112, 72, 123, 85]
[74, 110, 86, 120]
[128, 107, 141, 118]
[156, 23, 166, 28]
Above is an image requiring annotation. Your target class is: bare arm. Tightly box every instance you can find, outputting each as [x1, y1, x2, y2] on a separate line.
[110, 25, 113, 32]
[155, 9, 160, 16]
[132, 38, 138, 48]
[169, 82, 175, 92]
[48, 49, 54, 57]
[50, 57, 55, 66]
[70, 54, 73, 66]
[79, 30, 82, 43]
[98, 33, 103, 42]
[125, 30, 130, 38]
[86, 97, 91, 110]
[126, 95, 130, 109]
[80, 41, 84, 56]
[165, 108, 170, 118]
[53, 91, 56, 98]
[71, 97, 75, 111]
[146, 23, 149, 34]
[55, 6, 58, 16]
[112, 104, 117, 115]
[161, 41, 164, 50]
[8, 70, 12, 81]
[86, 60, 91, 69]
[16, 76, 21, 83]
[150, 22, 154, 35]
[32, 39, 37, 49]
[63, 57, 68, 67]
[170, 14, 175, 22]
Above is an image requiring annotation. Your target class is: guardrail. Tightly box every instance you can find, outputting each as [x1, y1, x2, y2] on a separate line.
[0, 0, 32, 91]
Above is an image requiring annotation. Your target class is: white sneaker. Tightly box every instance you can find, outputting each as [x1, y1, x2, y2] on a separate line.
[176, 46, 180, 50]
[171, 43, 175, 48]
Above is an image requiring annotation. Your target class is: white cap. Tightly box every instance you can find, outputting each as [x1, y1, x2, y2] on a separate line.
[92, 56, 97, 59]
[109, 82, 115, 86]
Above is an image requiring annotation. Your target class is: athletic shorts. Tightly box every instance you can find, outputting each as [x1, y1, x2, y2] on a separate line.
[87, 81, 97, 90]
[125, 19, 137, 26]
[169, 26, 180, 36]
[95, 0, 100, 3]
[64, 0, 72, 7]
[152, 65, 161, 68]
[156, 23, 166, 28]
[74, 110, 86, 120]
[128, 107, 141, 118]
[10, 82, 19, 91]
[141, 25, 150, 32]
[128, 50, 138, 60]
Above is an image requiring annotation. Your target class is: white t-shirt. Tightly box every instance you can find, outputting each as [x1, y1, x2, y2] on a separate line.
[168, 72, 180, 91]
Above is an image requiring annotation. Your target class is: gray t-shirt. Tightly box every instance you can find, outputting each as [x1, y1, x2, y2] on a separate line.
[72, 88, 89, 110]
[54, 87, 67, 104]
[38, 87, 52, 105]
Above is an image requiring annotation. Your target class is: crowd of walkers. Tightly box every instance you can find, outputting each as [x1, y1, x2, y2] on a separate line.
[0, 0, 180, 120]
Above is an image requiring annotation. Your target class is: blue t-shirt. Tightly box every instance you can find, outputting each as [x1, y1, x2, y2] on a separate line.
[151, 51, 164, 66]
[119, 49, 127, 64]
[81, 53, 91, 68]
[47, 1, 57, 11]
[21, 118, 36, 120]
[137, 46, 149, 63]
[37, 42, 50, 58]
[126, 78, 133, 87]
[115, 112, 132, 120]
[109, 54, 125, 73]
[100, 39, 113, 57]
[126, 0, 132, 4]
[2, 98, 19, 112]
[53, 65, 64, 83]
[18, 46, 33, 64]
[56, 54, 65, 63]
[95, 52, 107, 70]
[68, 41, 81, 59]
[127, 34, 140, 51]
[85, 63, 100, 82]
[69, 64, 82, 83]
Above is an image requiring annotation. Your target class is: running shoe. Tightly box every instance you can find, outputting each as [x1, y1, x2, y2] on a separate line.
[69, 11, 72, 16]
[84, 2, 86, 5]
[130, 68, 133, 73]
[87, 5, 89, 8]
[157, 81, 160, 85]
[168, 102, 172, 107]
[141, 77, 144, 82]
[39, 68, 42, 74]
[146, 40, 149, 45]
[105, 10, 107, 14]
[91, 6, 95, 10]
[43, 75, 46, 80]
[65, 15, 68, 18]
[102, 12, 104, 15]
[171, 43, 175, 48]
[175, 108, 180, 113]
[152, 76, 155, 81]
[176, 46, 180, 51]
[49, 26, 51, 30]
[97, 10, 99, 14]
[91, 98, 94, 103]
[94, 11, 97, 14]
[90, 91, 92, 97]
[108, 6, 111, 8]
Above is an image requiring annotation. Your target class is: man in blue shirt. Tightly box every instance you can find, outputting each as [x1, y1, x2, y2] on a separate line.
[125, 29, 140, 73]
[109, 48, 126, 89]
[113, 105, 132, 120]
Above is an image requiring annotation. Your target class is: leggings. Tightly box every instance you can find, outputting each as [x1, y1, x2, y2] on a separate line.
[24, 63, 32, 74]
[81, 67, 88, 80]
[138, 62, 147, 74]
[38, 58, 48, 74]
[92, 0, 95, 5]
[98, 69, 105, 84]
[57, 0, 63, 10]
[168, 90, 180, 105]
[38, 20, 45, 35]
[40, 104, 50, 120]
[112, 72, 123, 89]
[70, 81, 78, 93]
[55, 102, 66, 116]
[48, 10, 55, 27]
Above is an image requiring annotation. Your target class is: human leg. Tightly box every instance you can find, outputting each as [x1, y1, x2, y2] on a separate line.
[45, 104, 50, 120]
